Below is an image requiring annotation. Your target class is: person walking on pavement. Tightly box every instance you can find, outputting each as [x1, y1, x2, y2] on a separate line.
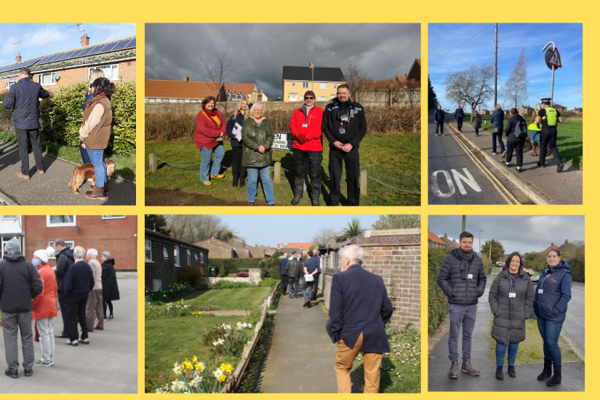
[528, 106, 542, 156]
[322, 84, 367, 206]
[0, 237, 43, 379]
[472, 110, 482, 137]
[326, 245, 394, 393]
[285, 252, 302, 299]
[536, 98, 565, 172]
[85, 249, 104, 332]
[455, 105, 465, 132]
[279, 253, 289, 296]
[31, 247, 58, 368]
[301, 251, 319, 308]
[490, 104, 506, 157]
[64, 246, 94, 346]
[504, 108, 528, 173]
[289, 90, 324, 206]
[489, 252, 533, 380]
[1, 67, 50, 179]
[533, 249, 572, 387]
[437, 231, 486, 379]
[434, 105, 445, 136]
[101, 252, 120, 320]
[312, 255, 322, 301]
[53, 239, 74, 339]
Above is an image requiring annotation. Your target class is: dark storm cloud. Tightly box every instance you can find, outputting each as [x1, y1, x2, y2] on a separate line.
[145, 23, 420, 98]
[428, 215, 585, 254]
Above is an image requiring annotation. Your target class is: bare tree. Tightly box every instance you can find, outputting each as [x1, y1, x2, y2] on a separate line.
[164, 215, 239, 244]
[501, 49, 529, 109]
[199, 48, 237, 101]
[344, 64, 371, 101]
[311, 227, 339, 244]
[445, 65, 494, 112]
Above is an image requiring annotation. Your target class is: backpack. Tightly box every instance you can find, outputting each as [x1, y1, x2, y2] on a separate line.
[516, 117, 528, 140]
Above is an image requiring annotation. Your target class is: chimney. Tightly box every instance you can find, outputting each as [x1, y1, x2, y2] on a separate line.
[183, 75, 189, 82]
[81, 34, 90, 47]
[15, 53, 22, 63]
[565, 239, 569, 244]
[309, 61, 314, 68]
[444, 233, 448, 239]
[551, 242, 554, 246]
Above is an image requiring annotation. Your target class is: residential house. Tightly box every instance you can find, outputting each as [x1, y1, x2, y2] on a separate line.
[0, 34, 136, 93]
[222, 83, 258, 102]
[552, 103, 568, 112]
[356, 58, 421, 107]
[0, 215, 25, 252]
[194, 237, 255, 258]
[145, 76, 226, 103]
[145, 229, 208, 291]
[282, 62, 345, 102]
[542, 242, 559, 255]
[572, 107, 583, 115]
[276, 241, 314, 256]
[439, 233, 459, 249]
[519, 106, 535, 115]
[428, 231, 446, 248]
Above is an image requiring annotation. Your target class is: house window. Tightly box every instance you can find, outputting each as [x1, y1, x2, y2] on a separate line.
[174, 246, 180, 267]
[145, 240, 152, 262]
[201, 253, 205, 264]
[89, 64, 119, 81]
[38, 72, 57, 86]
[47, 215, 76, 227]
[302, 82, 309, 89]
[289, 93, 297, 101]
[163, 247, 169, 259]
[320, 83, 326, 89]
[187, 249, 191, 265]
[1, 215, 18, 220]
[5, 77, 16, 89]
[148, 99, 156, 103]
[102, 215, 125, 219]
[194, 253, 199, 262]
[331, 94, 337, 99]
[334, 84, 338, 89]
[319, 96, 327, 101]
[48, 241, 75, 259]
[152, 279, 162, 292]
[292, 82, 296, 87]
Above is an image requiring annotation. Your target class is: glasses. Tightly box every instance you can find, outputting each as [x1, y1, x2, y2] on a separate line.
[305, 97, 314, 100]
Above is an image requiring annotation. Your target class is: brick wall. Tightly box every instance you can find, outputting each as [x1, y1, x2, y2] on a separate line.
[200, 269, 261, 285]
[22, 215, 137, 270]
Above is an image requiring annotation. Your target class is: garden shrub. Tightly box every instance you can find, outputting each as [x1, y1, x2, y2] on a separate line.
[428, 247, 450, 333]
[234, 271, 249, 278]
[146, 283, 192, 303]
[177, 265, 203, 287]
[213, 280, 252, 289]
[258, 278, 278, 288]
[203, 321, 255, 358]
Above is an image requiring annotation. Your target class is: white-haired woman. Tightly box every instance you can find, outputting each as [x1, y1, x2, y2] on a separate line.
[241, 102, 275, 206]
[31, 247, 58, 366]
[86, 248, 104, 332]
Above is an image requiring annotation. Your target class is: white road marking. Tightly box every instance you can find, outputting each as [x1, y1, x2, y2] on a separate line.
[451, 168, 482, 195]
[431, 170, 455, 198]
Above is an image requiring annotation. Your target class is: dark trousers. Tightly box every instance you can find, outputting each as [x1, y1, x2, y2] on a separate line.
[475, 128, 479, 135]
[104, 300, 114, 317]
[537, 317, 564, 365]
[328, 146, 360, 206]
[66, 292, 89, 342]
[79, 140, 92, 164]
[14, 127, 44, 175]
[539, 131, 562, 166]
[288, 277, 299, 298]
[231, 146, 247, 185]
[448, 303, 477, 361]
[506, 140, 524, 167]
[456, 117, 464, 131]
[57, 290, 69, 336]
[280, 275, 288, 294]
[435, 121, 444, 134]
[492, 131, 505, 153]
[312, 273, 320, 300]
[293, 148, 323, 204]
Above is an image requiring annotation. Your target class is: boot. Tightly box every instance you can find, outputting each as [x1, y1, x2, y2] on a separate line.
[291, 194, 302, 205]
[496, 366, 504, 380]
[547, 364, 561, 387]
[537, 359, 552, 380]
[508, 365, 516, 378]
[232, 175, 239, 188]
[449, 361, 459, 379]
[84, 185, 106, 200]
[461, 359, 480, 376]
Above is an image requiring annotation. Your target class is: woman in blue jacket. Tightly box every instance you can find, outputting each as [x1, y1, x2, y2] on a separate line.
[533, 249, 572, 387]
[226, 99, 251, 187]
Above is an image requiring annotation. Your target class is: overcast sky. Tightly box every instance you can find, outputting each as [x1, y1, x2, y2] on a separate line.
[429, 23, 583, 109]
[429, 215, 585, 254]
[145, 24, 420, 98]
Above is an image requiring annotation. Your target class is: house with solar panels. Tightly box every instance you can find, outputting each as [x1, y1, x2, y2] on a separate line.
[282, 62, 345, 102]
[0, 34, 136, 92]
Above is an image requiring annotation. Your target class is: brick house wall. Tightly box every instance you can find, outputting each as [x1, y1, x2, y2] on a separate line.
[22, 215, 137, 270]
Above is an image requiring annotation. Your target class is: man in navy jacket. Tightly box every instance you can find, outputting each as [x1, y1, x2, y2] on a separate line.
[326, 245, 393, 393]
[278, 253, 288, 295]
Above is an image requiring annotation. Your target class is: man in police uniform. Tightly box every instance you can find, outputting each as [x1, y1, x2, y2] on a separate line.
[322, 85, 367, 206]
[536, 98, 564, 172]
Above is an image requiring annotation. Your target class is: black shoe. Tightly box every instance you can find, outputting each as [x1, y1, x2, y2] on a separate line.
[537, 359, 553, 380]
[55, 333, 69, 338]
[517, 167, 522, 173]
[557, 163, 564, 173]
[35, 338, 40, 342]
[537, 160, 545, 168]
[232, 181, 238, 188]
[24, 368, 33, 377]
[508, 365, 516, 378]
[108, 315, 114, 320]
[5, 369, 18, 379]
[291, 195, 302, 205]
[496, 366, 504, 380]
[312, 202, 320, 206]
[247, 202, 255, 206]
[240, 180, 246, 188]
[547, 364, 561, 386]
[103, 315, 108, 320]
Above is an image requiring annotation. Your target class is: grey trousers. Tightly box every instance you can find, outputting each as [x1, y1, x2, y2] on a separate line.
[87, 289, 104, 331]
[2, 311, 35, 371]
[448, 303, 477, 361]
[36, 317, 55, 364]
[302, 278, 314, 300]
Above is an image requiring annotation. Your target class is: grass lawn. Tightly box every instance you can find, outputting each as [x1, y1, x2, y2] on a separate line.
[180, 287, 273, 311]
[488, 319, 580, 364]
[145, 134, 420, 206]
[145, 315, 245, 392]
[0, 130, 136, 180]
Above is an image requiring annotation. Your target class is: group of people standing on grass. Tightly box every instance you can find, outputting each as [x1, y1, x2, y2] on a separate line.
[437, 231, 572, 385]
[0, 238, 119, 378]
[194, 84, 368, 206]
[1, 67, 116, 199]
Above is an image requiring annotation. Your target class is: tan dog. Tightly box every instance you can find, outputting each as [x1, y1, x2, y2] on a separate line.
[69, 159, 115, 194]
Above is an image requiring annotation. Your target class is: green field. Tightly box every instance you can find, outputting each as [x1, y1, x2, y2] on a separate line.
[180, 287, 273, 311]
[145, 134, 420, 206]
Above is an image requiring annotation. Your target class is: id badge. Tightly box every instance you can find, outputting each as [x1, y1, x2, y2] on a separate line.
[509, 292, 516, 298]
[339, 128, 346, 134]
[538, 289, 544, 294]
[467, 274, 473, 279]
[341, 114, 349, 122]
[302, 123, 308, 128]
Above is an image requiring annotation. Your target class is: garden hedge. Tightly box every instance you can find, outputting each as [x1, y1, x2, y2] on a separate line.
[428, 247, 450, 333]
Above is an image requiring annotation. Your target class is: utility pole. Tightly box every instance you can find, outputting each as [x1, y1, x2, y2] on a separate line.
[462, 215, 466, 233]
[494, 23, 499, 107]
[489, 239, 492, 265]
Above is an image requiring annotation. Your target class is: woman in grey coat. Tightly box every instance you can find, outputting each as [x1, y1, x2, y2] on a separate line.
[489, 252, 533, 380]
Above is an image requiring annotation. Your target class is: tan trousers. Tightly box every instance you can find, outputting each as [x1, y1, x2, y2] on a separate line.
[335, 333, 383, 393]
[86, 289, 104, 330]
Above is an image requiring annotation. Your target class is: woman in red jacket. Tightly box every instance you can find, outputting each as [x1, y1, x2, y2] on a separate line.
[31, 247, 58, 367]
[195, 96, 226, 186]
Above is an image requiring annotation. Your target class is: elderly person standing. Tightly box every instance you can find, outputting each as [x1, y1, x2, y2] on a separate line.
[326, 245, 393, 393]
[80, 68, 105, 164]
[86, 249, 104, 332]
[195, 96, 226, 186]
[242, 102, 275, 206]
[31, 247, 58, 367]
[64, 246, 94, 346]
[226, 98, 251, 188]
[53, 239, 74, 340]
[101, 251, 120, 320]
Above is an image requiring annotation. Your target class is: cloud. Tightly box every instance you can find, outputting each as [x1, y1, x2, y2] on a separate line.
[90, 23, 136, 42]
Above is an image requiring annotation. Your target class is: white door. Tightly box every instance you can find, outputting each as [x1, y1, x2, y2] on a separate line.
[290, 93, 297, 101]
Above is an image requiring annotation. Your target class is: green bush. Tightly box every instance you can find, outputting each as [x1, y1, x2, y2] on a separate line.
[428, 247, 450, 333]
[0, 91, 12, 121]
[146, 283, 193, 304]
[258, 278, 279, 288]
[177, 265, 203, 287]
[213, 280, 252, 289]
[207, 258, 264, 275]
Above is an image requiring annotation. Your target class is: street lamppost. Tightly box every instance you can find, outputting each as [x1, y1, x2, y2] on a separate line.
[479, 230, 485, 255]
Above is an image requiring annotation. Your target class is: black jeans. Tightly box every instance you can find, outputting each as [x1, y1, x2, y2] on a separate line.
[14, 127, 44, 175]
[328, 146, 360, 206]
[104, 300, 114, 317]
[293, 148, 323, 204]
[539, 131, 562, 166]
[506, 140, 524, 167]
[231, 146, 247, 184]
[435, 121, 444, 134]
[456, 117, 464, 131]
[57, 290, 69, 336]
[66, 292, 89, 341]
[280, 275, 288, 294]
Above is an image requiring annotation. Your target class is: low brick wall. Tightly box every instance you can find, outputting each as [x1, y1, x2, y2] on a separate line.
[201, 268, 261, 285]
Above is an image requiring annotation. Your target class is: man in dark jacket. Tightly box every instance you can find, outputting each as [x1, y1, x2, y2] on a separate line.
[278, 253, 289, 295]
[64, 246, 95, 345]
[1, 67, 50, 179]
[326, 245, 393, 393]
[53, 239, 74, 338]
[434, 105, 445, 135]
[322, 85, 367, 206]
[285, 252, 302, 298]
[0, 237, 43, 378]
[437, 231, 486, 379]
[301, 251, 319, 308]
[455, 105, 465, 132]
[490, 104, 506, 156]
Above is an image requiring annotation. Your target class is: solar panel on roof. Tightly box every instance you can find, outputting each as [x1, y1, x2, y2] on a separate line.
[70, 49, 85, 58]
[88, 45, 105, 55]
[102, 42, 119, 52]
[23, 59, 40, 67]
[80, 47, 95, 56]
[111, 39, 129, 51]
[126, 38, 136, 49]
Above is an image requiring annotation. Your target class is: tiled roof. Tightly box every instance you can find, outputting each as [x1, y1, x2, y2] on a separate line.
[364, 79, 394, 89]
[428, 232, 446, 245]
[222, 83, 256, 94]
[145, 80, 220, 99]
[282, 66, 344, 82]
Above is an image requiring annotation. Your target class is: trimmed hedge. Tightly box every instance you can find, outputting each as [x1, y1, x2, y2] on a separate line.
[207, 258, 264, 275]
[428, 247, 450, 334]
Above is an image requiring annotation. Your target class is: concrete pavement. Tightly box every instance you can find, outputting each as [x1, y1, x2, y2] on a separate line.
[0, 274, 137, 393]
[562, 282, 585, 357]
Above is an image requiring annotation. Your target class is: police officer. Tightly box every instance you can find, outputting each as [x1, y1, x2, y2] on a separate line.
[322, 84, 367, 206]
[434, 105, 445, 136]
[536, 98, 564, 172]
[455, 105, 465, 132]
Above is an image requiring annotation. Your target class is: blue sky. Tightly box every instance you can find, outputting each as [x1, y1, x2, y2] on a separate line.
[0, 23, 136, 67]
[219, 214, 390, 248]
[429, 23, 583, 109]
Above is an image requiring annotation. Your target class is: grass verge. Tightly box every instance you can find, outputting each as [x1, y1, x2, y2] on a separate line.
[180, 287, 273, 311]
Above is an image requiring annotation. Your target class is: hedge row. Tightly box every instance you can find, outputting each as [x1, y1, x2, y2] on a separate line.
[428, 247, 450, 334]
[207, 255, 281, 280]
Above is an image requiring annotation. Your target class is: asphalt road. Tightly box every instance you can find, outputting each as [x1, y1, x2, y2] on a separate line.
[0, 274, 137, 393]
[562, 282, 585, 357]
[428, 116, 509, 204]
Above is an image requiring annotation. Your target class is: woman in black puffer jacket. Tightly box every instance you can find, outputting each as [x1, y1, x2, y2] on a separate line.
[489, 252, 533, 380]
